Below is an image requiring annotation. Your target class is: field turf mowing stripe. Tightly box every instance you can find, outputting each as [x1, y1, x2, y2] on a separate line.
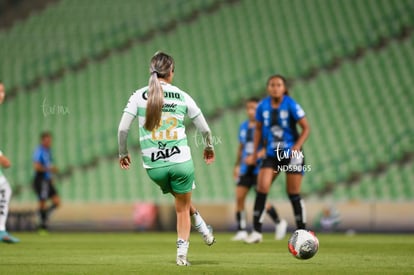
[0, 233, 413, 274]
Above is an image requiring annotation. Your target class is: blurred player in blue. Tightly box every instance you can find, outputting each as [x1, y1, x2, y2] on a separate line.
[245, 75, 310, 243]
[32, 132, 60, 233]
[0, 82, 20, 243]
[232, 97, 287, 241]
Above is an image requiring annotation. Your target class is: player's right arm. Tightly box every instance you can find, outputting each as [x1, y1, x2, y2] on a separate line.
[118, 92, 138, 169]
[0, 150, 11, 168]
[252, 121, 263, 164]
[34, 164, 59, 174]
[251, 102, 264, 164]
[233, 143, 243, 181]
[118, 113, 134, 169]
[32, 147, 58, 173]
[33, 162, 58, 173]
[33, 162, 46, 172]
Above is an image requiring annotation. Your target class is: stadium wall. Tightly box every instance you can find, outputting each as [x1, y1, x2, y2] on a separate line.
[8, 201, 414, 233]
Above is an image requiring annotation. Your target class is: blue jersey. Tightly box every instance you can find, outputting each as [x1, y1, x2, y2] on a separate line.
[255, 95, 305, 158]
[238, 120, 262, 175]
[33, 145, 52, 180]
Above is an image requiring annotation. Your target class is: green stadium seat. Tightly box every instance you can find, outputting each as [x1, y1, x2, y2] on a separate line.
[2, 0, 414, 203]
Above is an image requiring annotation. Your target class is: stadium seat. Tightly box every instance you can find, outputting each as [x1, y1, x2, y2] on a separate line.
[1, 0, 413, 203]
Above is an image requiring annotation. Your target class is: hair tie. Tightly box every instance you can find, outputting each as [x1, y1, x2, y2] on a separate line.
[150, 69, 159, 75]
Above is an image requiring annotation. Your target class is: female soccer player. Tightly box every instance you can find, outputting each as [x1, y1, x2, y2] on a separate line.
[118, 52, 215, 266]
[0, 82, 19, 243]
[232, 97, 287, 241]
[0, 151, 20, 243]
[245, 75, 310, 244]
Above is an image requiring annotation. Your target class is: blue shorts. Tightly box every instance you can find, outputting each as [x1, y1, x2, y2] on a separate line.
[237, 166, 258, 188]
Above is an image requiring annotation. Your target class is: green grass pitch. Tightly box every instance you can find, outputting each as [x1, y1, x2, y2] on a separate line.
[0, 232, 413, 274]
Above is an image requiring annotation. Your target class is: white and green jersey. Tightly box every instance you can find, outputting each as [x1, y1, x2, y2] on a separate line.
[123, 82, 201, 169]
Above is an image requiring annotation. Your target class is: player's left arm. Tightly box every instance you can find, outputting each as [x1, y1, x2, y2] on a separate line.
[192, 114, 215, 165]
[185, 92, 215, 164]
[292, 117, 310, 152]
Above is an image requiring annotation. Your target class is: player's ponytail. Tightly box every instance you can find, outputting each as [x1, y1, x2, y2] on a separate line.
[145, 70, 163, 131]
[144, 52, 175, 131]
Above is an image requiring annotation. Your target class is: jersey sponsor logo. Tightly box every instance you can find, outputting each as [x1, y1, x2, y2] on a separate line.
[151, 145, 181, 162]
[280, 110, 289, 119]
[157, 141, 167, 150]
[271, 125, 284, 140]
[162, 103, 177, 112]
[142, 91, 181, 100]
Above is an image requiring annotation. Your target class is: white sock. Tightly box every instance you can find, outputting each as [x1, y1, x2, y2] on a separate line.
[240, 210, 246, 230]
[191, 211, 209, 235]
[176, 239, 189, 257]
[0, 181, 12, 232]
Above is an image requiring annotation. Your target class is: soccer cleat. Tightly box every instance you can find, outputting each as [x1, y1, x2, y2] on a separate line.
[275, 219, 288, 240]
[0, 231, 20, 243]
[231, 230, 248, 241]
[244, 231, 263, 244]
[176, 255, 191, 266]
[203, 225, 215, 246]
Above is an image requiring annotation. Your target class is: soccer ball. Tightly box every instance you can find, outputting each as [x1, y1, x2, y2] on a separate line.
[288, 229, 319, 260]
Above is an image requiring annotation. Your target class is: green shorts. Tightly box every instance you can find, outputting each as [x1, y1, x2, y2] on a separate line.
[146, 160, 195, 194]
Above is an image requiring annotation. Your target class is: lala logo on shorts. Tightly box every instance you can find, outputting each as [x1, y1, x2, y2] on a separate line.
[151, 142, 181, 162]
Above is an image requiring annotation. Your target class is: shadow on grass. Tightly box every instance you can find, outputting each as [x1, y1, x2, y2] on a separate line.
[187, 261, 220, 266]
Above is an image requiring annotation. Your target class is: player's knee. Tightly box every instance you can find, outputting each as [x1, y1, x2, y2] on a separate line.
[53, 200, 61, 208]
[236, 197, 245, 209]
[256, 184, 270, 193]
[52, 195, 61, 207]
[175, 198, 191, 213]
[39, 200, 47, 209]
[286, 185, 301, 194]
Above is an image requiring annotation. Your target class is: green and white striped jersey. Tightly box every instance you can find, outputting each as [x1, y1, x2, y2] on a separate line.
[123, 82, 201, 169]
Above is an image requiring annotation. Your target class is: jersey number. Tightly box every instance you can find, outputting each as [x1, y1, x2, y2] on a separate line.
[151, 117, 178, 140]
